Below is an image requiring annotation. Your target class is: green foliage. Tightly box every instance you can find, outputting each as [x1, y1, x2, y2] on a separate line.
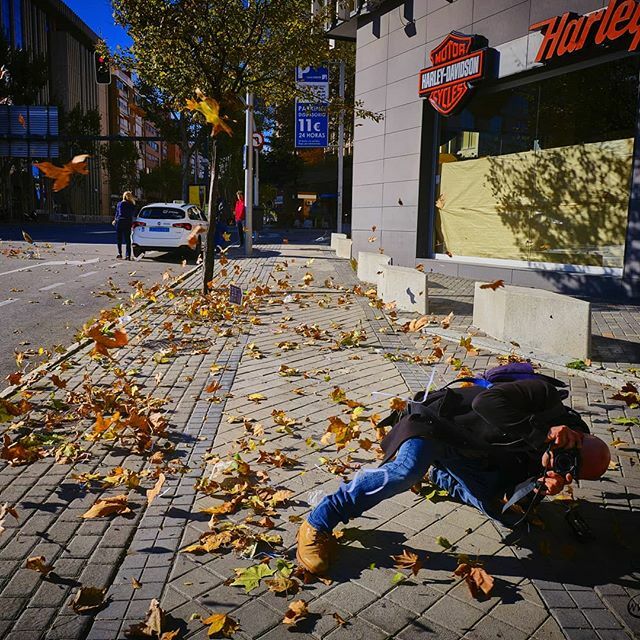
[101, 140, 140, 196]
[566, 360, 588, 371]
[139, 161, 183, 202]
[230, 563, 276, 593]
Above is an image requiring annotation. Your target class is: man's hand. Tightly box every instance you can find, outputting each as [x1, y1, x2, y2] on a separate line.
[546, 425, 583, 450]
[537, 470, 572, 496]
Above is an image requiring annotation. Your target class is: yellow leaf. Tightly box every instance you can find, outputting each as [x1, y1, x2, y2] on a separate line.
[202, 613, 239, 637]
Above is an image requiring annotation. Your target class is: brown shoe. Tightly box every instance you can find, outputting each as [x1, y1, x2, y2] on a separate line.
[296, 520, 334, 575]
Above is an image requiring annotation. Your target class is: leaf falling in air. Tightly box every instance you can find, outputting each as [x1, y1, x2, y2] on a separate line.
[479, 279, 505, 291]
[34, 154, 90, 191]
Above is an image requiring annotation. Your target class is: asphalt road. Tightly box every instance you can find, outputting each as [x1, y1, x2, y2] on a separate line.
[0, 223, 200, 383]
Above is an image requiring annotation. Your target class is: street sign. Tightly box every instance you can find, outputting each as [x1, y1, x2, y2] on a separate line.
[295, 101, 328, 148]
[252, 132, 264, 149]
[295, 66, 329, 83]
[229, 284, 243, 305]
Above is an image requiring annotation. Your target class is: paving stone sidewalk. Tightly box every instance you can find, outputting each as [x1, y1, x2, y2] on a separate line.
[0, 241, 637, 640]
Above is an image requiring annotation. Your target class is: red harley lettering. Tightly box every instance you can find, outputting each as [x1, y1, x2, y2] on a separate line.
[531, 0, 640, 61]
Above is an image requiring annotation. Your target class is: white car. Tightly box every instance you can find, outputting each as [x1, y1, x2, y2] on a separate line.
[131, 202, 208, 258]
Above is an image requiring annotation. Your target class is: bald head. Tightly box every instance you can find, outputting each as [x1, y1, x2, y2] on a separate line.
[578, 435, 611, 480]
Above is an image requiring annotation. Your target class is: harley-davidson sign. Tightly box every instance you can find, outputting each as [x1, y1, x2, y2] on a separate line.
[530, 0, 640, 62]
[418, 32, 496, 116]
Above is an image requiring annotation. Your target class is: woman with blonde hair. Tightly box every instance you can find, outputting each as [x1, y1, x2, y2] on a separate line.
[113, 191, 136, 260]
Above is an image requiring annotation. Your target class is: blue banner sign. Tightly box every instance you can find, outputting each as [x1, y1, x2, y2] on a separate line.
[295, 66, 329, 83]
[295, 101, 328, 148]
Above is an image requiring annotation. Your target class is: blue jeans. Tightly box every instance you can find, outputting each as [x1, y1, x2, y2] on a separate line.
[308, 438, 511, 532]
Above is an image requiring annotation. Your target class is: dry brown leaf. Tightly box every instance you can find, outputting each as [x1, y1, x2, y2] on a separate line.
[81, 494, 132, 519]
[391, 549, 424, 576]
[146, 473, 166, 506]
[479, 279, 505, 291]
[454, 562, 494, 599]
[202, 612, 239, 637]
[0, 502, 18, 536]
[125, 598, 166, 637]
[131, 577, 142, 589]
[283, 599, 309, 626]
[25, 555, 54, 576]
[440, 311, 454, 329]
[70, 586, 107, 613]
[265, 575, 300, 595]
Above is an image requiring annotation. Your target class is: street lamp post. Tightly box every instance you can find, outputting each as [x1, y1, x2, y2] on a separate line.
[337, 59, 345, 234]
[244, 91, 254, 256]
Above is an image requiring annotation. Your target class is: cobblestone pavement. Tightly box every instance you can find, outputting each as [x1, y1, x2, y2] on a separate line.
[0, 242, 637, 640]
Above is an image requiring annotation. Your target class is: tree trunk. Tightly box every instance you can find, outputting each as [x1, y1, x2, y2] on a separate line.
[202, 137, 219, 295]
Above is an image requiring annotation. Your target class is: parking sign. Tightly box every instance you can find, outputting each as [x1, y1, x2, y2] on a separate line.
[295, 66, 329, 149]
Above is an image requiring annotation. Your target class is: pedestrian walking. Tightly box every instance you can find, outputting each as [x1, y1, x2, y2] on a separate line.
[234, 191, 245, 247]
[113, 191, 136, 260]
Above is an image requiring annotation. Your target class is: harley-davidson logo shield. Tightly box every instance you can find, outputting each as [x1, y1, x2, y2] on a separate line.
[419, 32, 495, 116]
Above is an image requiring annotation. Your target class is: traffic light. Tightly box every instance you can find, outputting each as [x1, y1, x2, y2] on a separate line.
[94, 52, 111, 85]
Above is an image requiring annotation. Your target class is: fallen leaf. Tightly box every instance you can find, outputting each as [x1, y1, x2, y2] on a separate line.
[435, 536, 452, 549]
[454, 562, 494, 599]
[479, 279, 505, 291]
[0, 502, 18, 535]
[146, 473, 166, 506]
[124, 598, 166, 637]
[333, 612, 348, 626]
[81, 494, 132, 519]
[70, 586, 107, 613]
[25, 555, 54, 576]
[202, 613, 239, 638]
[391, 549, 424, 576]
[265, 574, 300, 595]
[230, 563, 276, 593]
[283, 599, 309, 626]
[131, 577, 142, 589]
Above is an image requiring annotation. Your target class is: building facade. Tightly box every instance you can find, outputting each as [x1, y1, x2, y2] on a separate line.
[325, 0, 640, 300]
[3, 0, 110, 218]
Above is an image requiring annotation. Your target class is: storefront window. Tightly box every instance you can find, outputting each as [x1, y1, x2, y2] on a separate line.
[434, 57, 639, 269]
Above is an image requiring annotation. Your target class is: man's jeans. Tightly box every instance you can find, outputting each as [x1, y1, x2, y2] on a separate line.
[308, 437, 511, 532]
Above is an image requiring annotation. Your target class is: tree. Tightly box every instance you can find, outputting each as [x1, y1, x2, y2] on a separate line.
[110, 0, 371, 293]
[139, 161, 182, 202]
[101, 140, 140, 198]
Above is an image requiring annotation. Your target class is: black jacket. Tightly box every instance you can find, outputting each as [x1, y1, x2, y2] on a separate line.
[380, 379, 576, 464]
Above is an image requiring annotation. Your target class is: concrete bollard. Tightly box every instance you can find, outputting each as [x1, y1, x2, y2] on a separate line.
[377, 265, 428, 314]
[357, 251, 392, 284]
[334, 237, 352, 259]
[473, 283, 591, 359]
[330, 233, 347, 250]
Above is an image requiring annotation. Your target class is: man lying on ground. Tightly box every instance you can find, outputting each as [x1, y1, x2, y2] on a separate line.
[296, 377, 611, 575]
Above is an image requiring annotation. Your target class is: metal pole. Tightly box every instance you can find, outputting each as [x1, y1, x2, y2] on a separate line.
[337, 60, 345, 234]
[254, 149, 259, 207]
[244, 91, 254, 255]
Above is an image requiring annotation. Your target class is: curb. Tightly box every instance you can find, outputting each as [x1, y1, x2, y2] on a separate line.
[0, 264, 203, 401]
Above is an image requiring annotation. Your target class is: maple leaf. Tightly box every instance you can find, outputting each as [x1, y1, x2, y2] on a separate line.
[146, 473, 166, 506]
[611, 382, 640, 408]
[230, 563, 276, 593]
[18, 113, 26, 128]
[185, 89, 233, 137]
[34, 154, 90, 191]
[205, 380, 222, 393]
[402, 316, 431, 333]
[50, 374, 67, 389]
[86, 323, 128, 358]
[265, 574, 300, 595]
[454, 562, 494, 599]
[124, 598, 167, 637]
[70, 586, 107, 613]
[441, 311, 454, 329]
[222, 232, 232, 242]
[131, 577, 142, 589]
[459, 335, 479, 357]
[6, 371, 22, 385]
[391, 549, 424, 576]
[283, 599, 309, 626]
[389, 398, 407, 412]
[0, 433, 44, 465]
[81, 494, 132, 519]
[248, 393, 266, 403]
[202, 613, 240, 638]
[25, 555, 54, 576]
[479, 279, 505, 291]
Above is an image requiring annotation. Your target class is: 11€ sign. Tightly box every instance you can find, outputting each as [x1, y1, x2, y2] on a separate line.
[295, 66, 329, 148]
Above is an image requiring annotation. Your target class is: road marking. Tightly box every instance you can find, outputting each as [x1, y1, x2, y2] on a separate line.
[0, 298, 18, 307]
[39, 282, 65, 291]
[78, 271, 99, 279]
[0, 258, 100, 278]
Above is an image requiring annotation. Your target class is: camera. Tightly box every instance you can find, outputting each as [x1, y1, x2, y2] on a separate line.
[552, 448, 579, 477]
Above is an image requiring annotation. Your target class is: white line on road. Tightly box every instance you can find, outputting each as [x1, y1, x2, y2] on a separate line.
[0, 258, 100, 278]
[78, 271, 99, 279]
[39, 282, 66, 291]
[0, 298, 18, 307]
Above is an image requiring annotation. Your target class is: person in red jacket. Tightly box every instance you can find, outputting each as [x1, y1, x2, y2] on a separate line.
[234, 191, 245, 247]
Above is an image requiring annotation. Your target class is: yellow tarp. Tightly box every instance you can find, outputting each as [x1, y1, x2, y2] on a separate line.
[437, 138, 632, 266]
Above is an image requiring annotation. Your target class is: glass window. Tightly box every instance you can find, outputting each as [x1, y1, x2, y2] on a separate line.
[1, 0, 11, 42]
[434, 57, 639, 269]
[147, 141, 159, 151]
[138, 207, 185, 220]
[12, 0, 21, 48]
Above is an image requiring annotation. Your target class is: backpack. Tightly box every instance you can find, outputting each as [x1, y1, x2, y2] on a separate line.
[378, 362, 569, 429]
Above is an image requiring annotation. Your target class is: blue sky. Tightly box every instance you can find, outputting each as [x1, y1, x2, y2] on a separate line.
[62, 0, 132, 51]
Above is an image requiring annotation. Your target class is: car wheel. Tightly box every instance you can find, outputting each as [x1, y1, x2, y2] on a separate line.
[132, 245, 144, 258]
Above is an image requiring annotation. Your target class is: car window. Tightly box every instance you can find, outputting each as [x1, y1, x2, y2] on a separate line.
[138, 207, 185, 220]
[188, 207, 203, 221]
